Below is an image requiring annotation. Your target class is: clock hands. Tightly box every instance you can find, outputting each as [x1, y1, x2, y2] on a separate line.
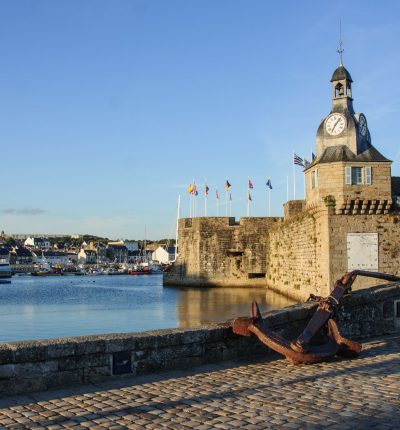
[331, 118, 341, 133]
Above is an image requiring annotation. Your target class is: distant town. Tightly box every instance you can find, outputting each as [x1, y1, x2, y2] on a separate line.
[0, 231, 176, 274]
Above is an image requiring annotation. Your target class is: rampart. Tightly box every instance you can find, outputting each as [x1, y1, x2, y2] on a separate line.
[267, 204, 400, 300]
[164, 217, 280, 287]
[1, 283, 400, 397]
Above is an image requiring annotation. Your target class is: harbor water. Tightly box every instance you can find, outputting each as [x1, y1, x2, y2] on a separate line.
[0, 275, 297, 342]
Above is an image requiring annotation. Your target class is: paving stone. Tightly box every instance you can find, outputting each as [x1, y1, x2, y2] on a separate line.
[0, 334, 399, 429]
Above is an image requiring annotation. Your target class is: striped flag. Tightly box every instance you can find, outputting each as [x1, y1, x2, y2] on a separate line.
[248, 179, 253, 189]
[293, 153, 304, 167]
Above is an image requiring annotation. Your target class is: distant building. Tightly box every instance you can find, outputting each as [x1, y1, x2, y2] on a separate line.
[77, 249, 97, 265]
[10, 247, 34, 265]
[124, 241, 139, 252]
[152, 246, 175, 264]
[106, 244, 128, 263]
[24, 237, 50, 249]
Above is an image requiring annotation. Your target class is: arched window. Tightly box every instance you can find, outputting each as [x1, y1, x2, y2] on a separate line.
[335, 83, 344, 97]
[346, 83, 352, 97]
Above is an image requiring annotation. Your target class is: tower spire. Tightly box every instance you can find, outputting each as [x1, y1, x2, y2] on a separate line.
[337, 20, 344, 66]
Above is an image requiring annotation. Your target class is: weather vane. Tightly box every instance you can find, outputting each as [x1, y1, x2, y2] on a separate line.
[337, 20, 344, 66]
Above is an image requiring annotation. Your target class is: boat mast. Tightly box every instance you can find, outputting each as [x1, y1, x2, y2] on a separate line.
[175, 194, 180, 261]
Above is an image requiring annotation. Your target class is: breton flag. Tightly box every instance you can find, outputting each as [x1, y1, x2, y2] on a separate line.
[312, 152, 316, 160]
[205, 184, 209, 196]
[266, 179, 272, 190]
[216, 190, 219, 199]
[248, 179, 254, 189]
[248, 191, 252, 201]
[225, 180, 231, 191]
[293, 153, 304, 167]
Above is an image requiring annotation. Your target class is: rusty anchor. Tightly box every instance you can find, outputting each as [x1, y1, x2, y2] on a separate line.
[232, 270, 400, 364]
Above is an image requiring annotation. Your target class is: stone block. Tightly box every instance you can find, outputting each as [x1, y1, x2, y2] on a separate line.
[43, 370, 83, 390]
[0, 364, 14, 379]
[10, 341, 47, 363]
[0, 344, 13, 363]
[42, 339, 77, 359]
[84, 366, 112, 383]
[75, 337, 106, 355]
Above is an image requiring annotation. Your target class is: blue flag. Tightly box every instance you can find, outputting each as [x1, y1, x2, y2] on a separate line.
[266, 179, 272, 190]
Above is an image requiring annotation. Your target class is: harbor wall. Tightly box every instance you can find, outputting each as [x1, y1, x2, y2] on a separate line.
[1, 283, 400, 397]
[164, 217, 280, 287]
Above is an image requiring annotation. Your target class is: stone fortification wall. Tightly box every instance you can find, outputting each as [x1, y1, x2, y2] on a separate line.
[1, 283, 399, 397]
[267, 205, 400, 300]
[267, 206, 331, 300]
[328, 213, 400, 290]
[164, 217, 280, 287]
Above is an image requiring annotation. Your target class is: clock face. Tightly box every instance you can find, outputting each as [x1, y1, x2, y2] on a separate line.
[325, 114, 346, 136]
[359, 114, 367, 136]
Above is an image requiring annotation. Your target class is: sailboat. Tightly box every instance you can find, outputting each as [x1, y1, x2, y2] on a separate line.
[128, 227, 153, 275]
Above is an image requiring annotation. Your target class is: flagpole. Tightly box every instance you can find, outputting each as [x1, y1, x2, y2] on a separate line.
[217, 193, 219, 216]
[269, 187, 271, 216]
[226, 190, 228, 216]
[175, 194, 180, 261]
[247, 192, 250, 217]
[205, 193, 207, 217]
[229, 194, 232, 217]
[293, 151, 296, 200]
[286, 175, 289, 202]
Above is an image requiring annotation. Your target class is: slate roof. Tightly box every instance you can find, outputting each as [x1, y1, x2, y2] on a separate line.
[307, 145, 390, 169]
[331, 65, 353, 82]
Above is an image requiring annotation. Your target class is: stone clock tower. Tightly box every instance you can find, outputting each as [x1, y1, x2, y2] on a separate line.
[305, 58, 392, 215]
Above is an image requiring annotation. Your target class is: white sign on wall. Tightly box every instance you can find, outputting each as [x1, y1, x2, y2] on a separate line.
[347, 233, 379, 271]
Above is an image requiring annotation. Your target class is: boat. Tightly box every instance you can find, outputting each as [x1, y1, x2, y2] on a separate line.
[0, 259, 12, 282]
[31, 268, 63, 276]
[128, 264, 153, 275]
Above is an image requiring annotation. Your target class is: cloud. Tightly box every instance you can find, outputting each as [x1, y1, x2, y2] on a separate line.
[1, 207, 46, 215]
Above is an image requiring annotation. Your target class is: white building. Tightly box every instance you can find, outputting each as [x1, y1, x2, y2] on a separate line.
[77, 249, 97, 264]
[151, 246, 175, 264]
[24, 237, 50, 249]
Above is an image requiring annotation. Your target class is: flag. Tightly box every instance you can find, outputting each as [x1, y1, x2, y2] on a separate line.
[193, 184, 198, 196]
[229, 193, 232, 201]
[248, 179, 253, 189]
[216, 190, 219, 199]
[293, 153, 304, 167]
[205, 184, 209, 196]
[248, 191, 252, 201]
[304, 159, 311, 168]
[312, 152, 316, 160]
[188, 183, 193, 194]
[225, 180, 231, 191]
[266, 179, 272, 190]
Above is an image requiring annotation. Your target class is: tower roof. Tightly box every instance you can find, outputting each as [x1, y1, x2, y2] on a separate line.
[330, 65, 353, 83]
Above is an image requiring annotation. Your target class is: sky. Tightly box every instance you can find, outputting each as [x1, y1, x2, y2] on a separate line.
[1, 0, 400, 239]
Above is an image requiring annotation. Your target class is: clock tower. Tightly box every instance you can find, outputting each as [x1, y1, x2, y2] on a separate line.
[305, 56, 392, 215]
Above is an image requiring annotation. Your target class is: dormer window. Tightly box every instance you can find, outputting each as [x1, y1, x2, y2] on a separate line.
[335, 83, 344, 97]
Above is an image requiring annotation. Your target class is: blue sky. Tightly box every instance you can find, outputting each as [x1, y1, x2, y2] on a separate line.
[1, 0, 400, 239]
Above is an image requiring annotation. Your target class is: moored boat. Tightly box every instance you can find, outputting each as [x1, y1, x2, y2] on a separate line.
[0, 259, 12, 282]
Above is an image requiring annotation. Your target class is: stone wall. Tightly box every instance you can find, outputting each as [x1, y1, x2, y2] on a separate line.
[328, 213, 400, 290]
[267, 206, 331, 300]
[164, 217, 280, 287]
[0, 283, 399, 397]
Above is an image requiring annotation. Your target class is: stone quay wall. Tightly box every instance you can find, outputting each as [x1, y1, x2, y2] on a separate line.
[266, 204, 400, 301]
[164, 217, 280, 287]
[267, 206, 331, 301]
[1, 283, 400, 397]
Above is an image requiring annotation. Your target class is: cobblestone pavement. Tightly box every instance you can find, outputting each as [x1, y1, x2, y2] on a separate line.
[0, 334, 399, 429]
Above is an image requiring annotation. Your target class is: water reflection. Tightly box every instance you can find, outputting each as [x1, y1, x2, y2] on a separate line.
[0, 275, 297, 342]
[174, 287, 296, 327]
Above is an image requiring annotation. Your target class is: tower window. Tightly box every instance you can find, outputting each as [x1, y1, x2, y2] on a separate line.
[352, 167, 362, 184]
[335, 83, 344, 97]
[345, 166, 372, 185]
[311, 169, 318, 189]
